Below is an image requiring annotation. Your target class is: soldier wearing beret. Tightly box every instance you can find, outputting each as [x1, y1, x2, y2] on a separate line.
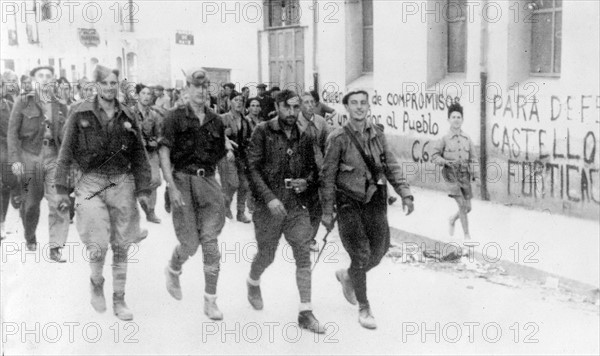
[56, 65, 152, 321]
[160, 67, 227, 320]
[7, 66, 71, 261]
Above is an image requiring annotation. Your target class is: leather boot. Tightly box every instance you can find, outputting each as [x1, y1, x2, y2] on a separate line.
[146, 210, 161, 224]
[204, 294, 223, 320]
[247, 280, 263, 310]
[90, 278, 106, 313]
[335, 269, 357, 305]
[358, 304, 377, 329]
[298, 310, 326, 334]
[50, 247, 66, 263]
[113, 292, 133, 321]
[165, 266, 182, 300]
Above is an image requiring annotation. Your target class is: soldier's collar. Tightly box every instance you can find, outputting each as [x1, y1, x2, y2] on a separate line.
[269, 117, 300, 138]
[75, 95, 133, 120]
[185, 103, 216, 123]
[347, 119, 378, 139]
[449, 129, 466, 138]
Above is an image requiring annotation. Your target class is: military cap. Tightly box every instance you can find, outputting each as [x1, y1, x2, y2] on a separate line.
[184, 67, 209, 87]
[155, 85, 165, 91]
[29, 66, 54, 77]
[257, 83, 267, 89]
[93, 65, 119, 82]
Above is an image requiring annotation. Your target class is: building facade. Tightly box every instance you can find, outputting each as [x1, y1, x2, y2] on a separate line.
[1, 0, 260, 92]
[1, 0, 139, 82]
[257, 0, 599, 220]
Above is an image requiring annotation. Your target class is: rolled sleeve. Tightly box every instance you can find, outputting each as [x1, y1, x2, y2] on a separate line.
[158, 111, 176, 149]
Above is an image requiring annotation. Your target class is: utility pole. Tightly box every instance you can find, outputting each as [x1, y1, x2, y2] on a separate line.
[479, 0, 490, 200]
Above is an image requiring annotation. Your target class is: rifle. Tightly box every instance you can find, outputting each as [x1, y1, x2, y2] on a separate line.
[311, 215, 338, 271]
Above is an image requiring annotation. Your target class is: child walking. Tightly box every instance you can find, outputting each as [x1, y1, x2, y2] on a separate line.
[431, 103, 476, 254]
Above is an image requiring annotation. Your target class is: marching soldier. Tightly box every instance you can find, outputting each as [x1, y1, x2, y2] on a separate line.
[1, 70, 19, 239]
[160, 67, 227, 320]
[321, 90, 414, 329]
[132, 84, 163, 223]
[7, 66, 70, 261]
[246, 89, 326, 334]
[297, 91, 332, 252]
[218, 90, 253, 223]
[56, 65, 152, 320]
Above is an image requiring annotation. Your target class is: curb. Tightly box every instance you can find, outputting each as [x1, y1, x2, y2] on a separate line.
[389, 226, 600, 302]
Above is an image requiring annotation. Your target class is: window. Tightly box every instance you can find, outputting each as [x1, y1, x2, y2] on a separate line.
[530, 0, 562, 74]
[265, 0, 300, 28]
[126, 52, 137, 81]
[39, 0, 52, 21]
[6, 12, 18, 46]
[362, 0, 374, 73]
[2, 59, 16, 72]
[116, 57, 123, 74]
[447, 0, 467, 73]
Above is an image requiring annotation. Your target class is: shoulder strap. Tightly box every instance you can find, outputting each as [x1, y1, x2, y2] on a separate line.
[343, 125, 381, 179]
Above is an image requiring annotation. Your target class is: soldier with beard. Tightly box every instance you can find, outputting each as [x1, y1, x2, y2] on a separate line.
[245, 89, 326, 334]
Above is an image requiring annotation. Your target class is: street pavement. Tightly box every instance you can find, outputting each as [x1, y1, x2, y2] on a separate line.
[1, 185, 599, 355]
[386, 186, 600, 288]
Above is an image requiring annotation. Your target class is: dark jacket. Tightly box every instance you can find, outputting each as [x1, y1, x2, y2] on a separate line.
[7, 92, 68, 162]
[247, 117, 318, 209]
[55, 97, 152, 196]
[159, 104, 226, 172]
[220, 111, 253, 163]
[0, 97, 13, 149]
[321, 120, 412, 215]
[131, 104, 162, 152]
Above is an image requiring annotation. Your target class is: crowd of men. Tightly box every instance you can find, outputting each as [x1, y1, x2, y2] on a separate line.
[1, 64, 420, 331]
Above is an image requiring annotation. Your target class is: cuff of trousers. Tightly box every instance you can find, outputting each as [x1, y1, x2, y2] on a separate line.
[299, 303, 312, 312]
[247, 277, 260, 286]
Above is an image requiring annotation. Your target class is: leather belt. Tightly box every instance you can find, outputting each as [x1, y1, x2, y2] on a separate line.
[178, 166, 215, 177]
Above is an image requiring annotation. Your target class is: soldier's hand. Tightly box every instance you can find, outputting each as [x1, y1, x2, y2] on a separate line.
[321, 214, 335, 232]
[11, 162, 24, 178]
[402, 196, 415, 216]
[291, 179, 307, 194]
[169, 188, 186, 209]
[57, 194, 71, 212]
[267, 198, 287, 218]
[138, 195, 150, 211]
